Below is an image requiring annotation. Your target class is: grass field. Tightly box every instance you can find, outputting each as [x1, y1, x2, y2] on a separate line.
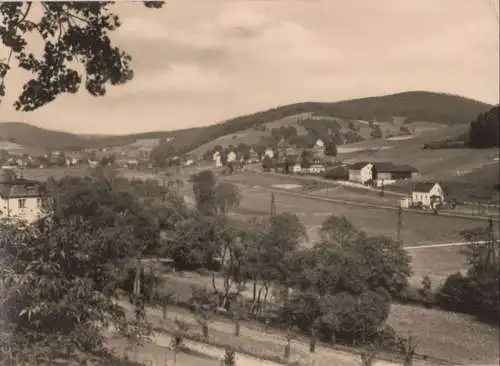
[164, 272, 500, 365]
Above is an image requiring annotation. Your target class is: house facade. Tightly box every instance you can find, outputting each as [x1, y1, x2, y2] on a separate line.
[264, 148, 275, 160]
[312, 139, 325, 157]
[372, 163, 419, 187]
[248, 147, 260, 163]
[412, 182, 444, 208]
[0, 170, 43, 224]
[213, 151, 222, 168]
[227, 151, 237, 163]
[348, 162, 374, 184]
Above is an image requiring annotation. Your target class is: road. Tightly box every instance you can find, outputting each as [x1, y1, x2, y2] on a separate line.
[406, 240, 499, 250]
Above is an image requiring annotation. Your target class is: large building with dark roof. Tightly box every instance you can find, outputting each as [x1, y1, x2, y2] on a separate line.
[0, 169, 44, 223]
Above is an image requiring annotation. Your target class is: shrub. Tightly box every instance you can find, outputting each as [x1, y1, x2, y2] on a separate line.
[436, 272, 474, 314]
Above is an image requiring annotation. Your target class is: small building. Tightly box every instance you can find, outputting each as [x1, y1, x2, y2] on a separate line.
[348, 162, 374, 184]
[292, 162, 302, 174]
[309, 163, 326, 175]
[412, 182, 444, 208]
[248, 147, 259, 163]
[0, 170, 43, 224]
[227, 151, 237, 163]
[372, 162, 419, 187]
[399, 197, 411, 208]
[213, 151, 222, 168]
[264, 148, 275, 160]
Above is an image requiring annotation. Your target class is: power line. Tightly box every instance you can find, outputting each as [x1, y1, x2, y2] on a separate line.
[270, 192, 276, 216]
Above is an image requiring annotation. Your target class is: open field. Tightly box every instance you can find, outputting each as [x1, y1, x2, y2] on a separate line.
[216, 178, 498, 246]
[106, 332, 221, 366]
[119, 298, 418, 366]
[164, 272, 500, 365]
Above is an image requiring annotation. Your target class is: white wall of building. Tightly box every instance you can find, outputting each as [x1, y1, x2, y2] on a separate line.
[0, 196, 42, 223]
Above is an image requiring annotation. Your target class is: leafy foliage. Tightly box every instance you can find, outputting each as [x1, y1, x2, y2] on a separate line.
[437, 223, 499, 324]
[0, 217, 150, 363]
[468, 105, 499, 148]
[0, 1, 163, 110]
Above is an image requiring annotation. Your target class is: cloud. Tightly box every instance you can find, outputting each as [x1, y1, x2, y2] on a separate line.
[0, 0, 498, 134]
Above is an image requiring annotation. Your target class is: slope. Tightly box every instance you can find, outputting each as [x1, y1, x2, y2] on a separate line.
[0, 91, 492, 153]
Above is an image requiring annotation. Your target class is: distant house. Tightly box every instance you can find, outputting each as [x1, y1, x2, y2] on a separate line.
[264, 148, 275, 160]
[412, 182, 444, 208]
[372, 162, 419, 187]
[0, 170, 43, 224]
[248, 147, 259, 163]
[213, 151, 222, 168]
[348, 162, 374, 184]
[227, 151, 237, 163]
[313, 138, 325, 155]
[348, 161, 418, 186]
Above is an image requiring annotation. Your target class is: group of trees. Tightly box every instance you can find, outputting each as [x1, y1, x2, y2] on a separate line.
[468, 106, 499, 148]
[168, 173, 414, 350]
[0, 167, 186, 363]
[436, 222, 499, 325]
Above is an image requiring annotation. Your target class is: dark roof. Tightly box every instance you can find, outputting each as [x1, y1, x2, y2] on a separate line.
[0, 179, 42, 199]
[412, 182, 438, 193]
[349, 161, 371, 170]
[373, 162, 418, 173]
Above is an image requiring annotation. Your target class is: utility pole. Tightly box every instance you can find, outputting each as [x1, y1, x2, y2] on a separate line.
[397, 205, 403, 243]
[270, 192, 276, 217]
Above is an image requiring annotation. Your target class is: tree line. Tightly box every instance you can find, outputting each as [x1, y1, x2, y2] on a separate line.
[0, 166, 497, 364]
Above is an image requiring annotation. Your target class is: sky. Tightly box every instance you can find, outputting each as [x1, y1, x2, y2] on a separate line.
[0, 0, 499, 135]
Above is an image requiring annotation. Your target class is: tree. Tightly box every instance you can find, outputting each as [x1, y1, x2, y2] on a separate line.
[0, 2, 164, 110]
[370, 125, 382, 139]
[191, 170, 240, 215]
[262, 155, 273, 171]
[324, 140, 338, 157]
[468, 106, 499, 148]
[301, 149, 314, 167]
[222, 347, 236, 366]
[280, 216, 411, 345]
[437, 223, 499, 324]
[0, 217, 152, 364]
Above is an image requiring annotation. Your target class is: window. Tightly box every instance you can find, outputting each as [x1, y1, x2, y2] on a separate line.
[18, 198, 26, 209]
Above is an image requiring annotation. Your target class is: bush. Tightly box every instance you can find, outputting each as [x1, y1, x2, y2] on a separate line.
[436, 272, 474, 314]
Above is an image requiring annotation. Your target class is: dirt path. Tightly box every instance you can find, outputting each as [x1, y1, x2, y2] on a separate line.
[117, 299, 424, 366]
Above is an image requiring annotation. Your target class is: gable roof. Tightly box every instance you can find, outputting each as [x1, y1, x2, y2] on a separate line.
[0, 179, 42, 199]
[373, 162, 418, 173]
[413, 182, 438, 193]
[349, 161, 372, 170]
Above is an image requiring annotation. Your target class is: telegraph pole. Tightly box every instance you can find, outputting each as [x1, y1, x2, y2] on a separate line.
[270, 192, 276, 216]
[397, 205, 403, 243]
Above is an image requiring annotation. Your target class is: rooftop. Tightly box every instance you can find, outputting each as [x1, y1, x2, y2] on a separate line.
[413, 182, 438, 192]
[0, 178, 42, 199]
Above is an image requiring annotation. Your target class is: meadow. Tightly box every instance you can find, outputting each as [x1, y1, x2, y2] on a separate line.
[164, 272, 500, 365]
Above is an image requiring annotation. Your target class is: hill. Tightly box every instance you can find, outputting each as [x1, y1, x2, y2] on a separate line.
[174, 91, 493, 156]
[0, 122, 89, 151]
[0, 91, 492, 153]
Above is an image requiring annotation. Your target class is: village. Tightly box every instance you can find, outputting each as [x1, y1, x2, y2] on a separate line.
[211, 137, 448, 212]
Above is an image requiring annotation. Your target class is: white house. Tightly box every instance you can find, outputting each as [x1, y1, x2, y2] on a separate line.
[264, 148, 275, 160]
[248, 147, 260, 163]
[88, 160, 98, 168]
[412, 182, 444, 208]
[227, 151, 237, 163]
[314, 139, 325, 149]
[292, 162, 302, 174]
[348, 162, 374, 184]
[0, 170, 43, 224]
[213, 151, 222, 168]
[309, 163, 326, 175]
